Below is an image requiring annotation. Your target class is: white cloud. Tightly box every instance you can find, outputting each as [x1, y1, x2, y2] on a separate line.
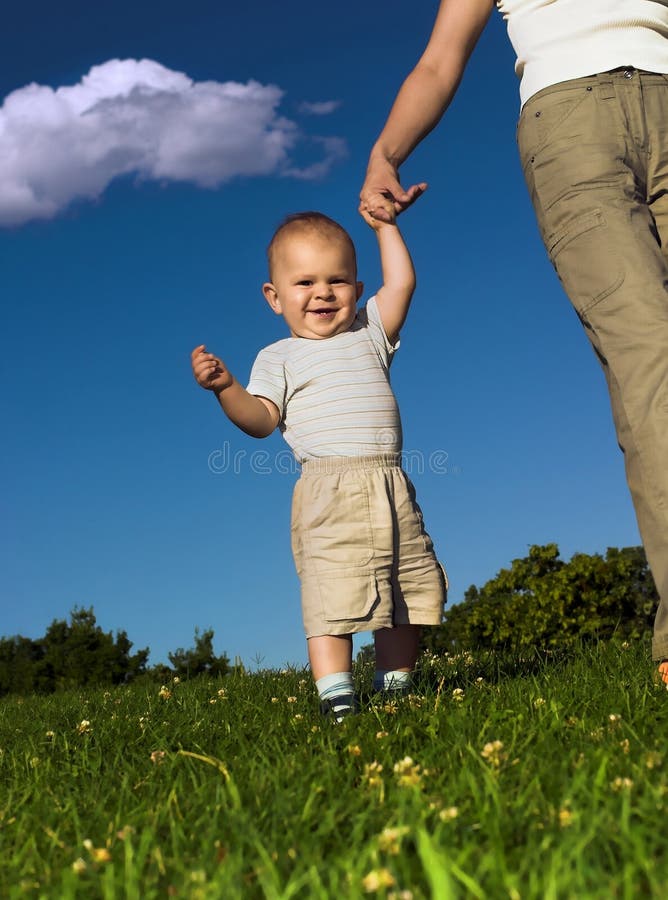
[0, 59, 348, 227]
[298, 99, 342, 115]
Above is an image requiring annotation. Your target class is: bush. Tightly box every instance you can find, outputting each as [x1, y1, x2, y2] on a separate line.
[423, 544, 657, 654]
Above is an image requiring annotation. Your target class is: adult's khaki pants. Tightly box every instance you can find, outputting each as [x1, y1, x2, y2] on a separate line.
[517, 68, 668, 660]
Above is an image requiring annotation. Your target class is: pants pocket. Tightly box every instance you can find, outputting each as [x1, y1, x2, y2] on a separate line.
[519, 84, 627, 219]
[518, 85, 590, 173]
[547, 208, 625, 316]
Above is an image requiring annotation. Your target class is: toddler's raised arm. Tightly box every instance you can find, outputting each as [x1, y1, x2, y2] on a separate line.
[359, 207, 416, 345]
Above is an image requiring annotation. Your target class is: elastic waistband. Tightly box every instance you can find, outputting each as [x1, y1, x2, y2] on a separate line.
[300, 453, 402, 475]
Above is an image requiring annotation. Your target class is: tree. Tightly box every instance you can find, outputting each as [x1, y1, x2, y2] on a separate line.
[0, 607, 149, 695]
[423, 544, 658, 654]
[40, 607, 149, 689]
[167, 628, 230, 679]
[0, 636, 45, 695]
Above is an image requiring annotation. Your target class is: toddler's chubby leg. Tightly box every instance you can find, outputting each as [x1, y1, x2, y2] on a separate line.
[308, 634, 353, 681]
[373, 625, 421, 695]
[308, 635, 358, 721]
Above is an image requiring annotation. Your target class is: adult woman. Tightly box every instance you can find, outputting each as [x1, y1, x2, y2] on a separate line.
[360, 0, 668, 679]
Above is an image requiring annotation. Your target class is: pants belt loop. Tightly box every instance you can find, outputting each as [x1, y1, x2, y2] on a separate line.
[598, 79, 616, 101]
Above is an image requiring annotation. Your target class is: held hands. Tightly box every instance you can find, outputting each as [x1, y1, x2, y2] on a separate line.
[359, 198, 396, 230]
[359, 156, 427, 223]
[191, 344, 233, 394]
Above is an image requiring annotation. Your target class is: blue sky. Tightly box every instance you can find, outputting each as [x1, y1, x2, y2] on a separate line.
[1, 1, 640, 670]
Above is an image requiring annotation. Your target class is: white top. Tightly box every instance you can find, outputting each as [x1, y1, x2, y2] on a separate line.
[246, 297, 402, 462]
[496, 0, 668, 106]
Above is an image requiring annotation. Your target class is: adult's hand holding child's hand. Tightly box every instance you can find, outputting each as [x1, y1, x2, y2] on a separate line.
[359, 200, 396, 230]
[191, 344, 234, 394]
[359, 156, 427, 222]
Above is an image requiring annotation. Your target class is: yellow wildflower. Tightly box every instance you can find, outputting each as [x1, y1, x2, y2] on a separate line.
[439, 806, 459, 822]
[363, 761, 384, 788]
[158, 685, 172, 700]
[77, 720, 92, 735]
[393, 757, 422, 787]
[645, 751, 662, 769]
[347, 744, 362, 756]
[558, 808, 574, 827]
[481, 740, 506, 768]
[378, 826, 409, 855]
[362, 868, 396, 892]
[611, 777, 633, 791]
[72, 858, 87, 874]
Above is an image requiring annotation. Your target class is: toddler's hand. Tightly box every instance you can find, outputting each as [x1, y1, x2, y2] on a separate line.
[191, 344, 234, 393]
[359, 158, 426, 221]
[359, 199, 396, 230]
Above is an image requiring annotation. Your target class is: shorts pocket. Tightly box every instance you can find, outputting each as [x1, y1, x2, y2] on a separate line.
[320, 572, 379, 624]
[299, 473, 374, 572]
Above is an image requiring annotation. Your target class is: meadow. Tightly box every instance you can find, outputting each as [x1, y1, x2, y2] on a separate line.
[1, 640, 667, 899]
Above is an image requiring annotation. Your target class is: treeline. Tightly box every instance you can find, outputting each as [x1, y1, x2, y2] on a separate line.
[2, 544, 658, 695]
[0, 608, 231, 696]
[423, 544, 657, 655]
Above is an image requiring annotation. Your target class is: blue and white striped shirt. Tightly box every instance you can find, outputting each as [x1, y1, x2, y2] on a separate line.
[247, 297, 403, 461]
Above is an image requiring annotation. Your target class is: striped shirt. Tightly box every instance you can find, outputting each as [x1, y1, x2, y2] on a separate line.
[247, 297, 403, 461]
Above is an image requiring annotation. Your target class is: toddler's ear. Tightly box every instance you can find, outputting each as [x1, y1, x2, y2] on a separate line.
[356, 281, 364, 301]
[263, 282, 282, 315]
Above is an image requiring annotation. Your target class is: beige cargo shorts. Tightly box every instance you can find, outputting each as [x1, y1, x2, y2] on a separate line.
[290, 454, 447, 638]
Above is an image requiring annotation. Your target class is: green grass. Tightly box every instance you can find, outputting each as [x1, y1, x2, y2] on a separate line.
[1, 641, 667, 899]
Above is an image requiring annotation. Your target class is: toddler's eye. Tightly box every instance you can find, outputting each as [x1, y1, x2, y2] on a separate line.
[297, 280, 313, 286]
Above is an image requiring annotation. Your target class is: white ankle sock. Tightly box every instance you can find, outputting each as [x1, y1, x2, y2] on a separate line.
[316, 671, 355, 719]
[373, 669, 412, 693]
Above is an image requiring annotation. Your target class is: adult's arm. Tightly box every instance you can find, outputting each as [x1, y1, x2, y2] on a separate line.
[360, 0, 494, 221]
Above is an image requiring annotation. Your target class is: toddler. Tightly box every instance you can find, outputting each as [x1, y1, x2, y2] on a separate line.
[191, 207, 447, 718]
